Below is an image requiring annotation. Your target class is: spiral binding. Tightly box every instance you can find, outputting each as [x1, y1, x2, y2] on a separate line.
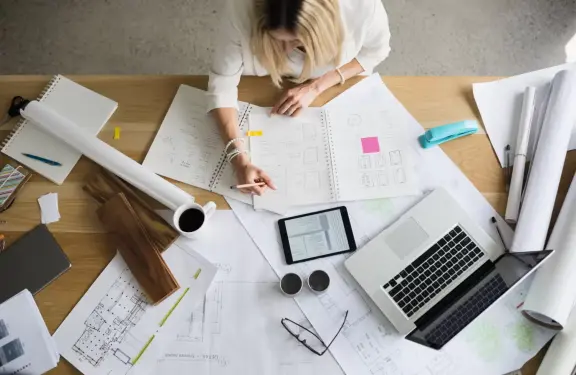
[208, 103, 254, 190]
[1, 75, 62, 150]
[323, 110, 339, 201]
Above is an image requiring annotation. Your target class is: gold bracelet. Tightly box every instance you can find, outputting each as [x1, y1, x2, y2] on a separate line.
[335, 68, 346, 85]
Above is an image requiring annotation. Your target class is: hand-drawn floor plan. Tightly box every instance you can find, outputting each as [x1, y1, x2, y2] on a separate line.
[72, 267, 149, 372]
[54, 243, 217, 375]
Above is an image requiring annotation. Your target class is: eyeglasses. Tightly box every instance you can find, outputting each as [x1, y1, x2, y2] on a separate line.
[281, 310, 348, 356]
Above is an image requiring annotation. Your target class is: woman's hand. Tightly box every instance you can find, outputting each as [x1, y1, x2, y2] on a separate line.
[271, 80, 321, 117]
[232, 153, 276, 196]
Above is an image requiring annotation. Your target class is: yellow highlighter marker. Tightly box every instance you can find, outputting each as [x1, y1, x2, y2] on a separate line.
[159, 288, 190, 327]
[131, 335, 155, 365]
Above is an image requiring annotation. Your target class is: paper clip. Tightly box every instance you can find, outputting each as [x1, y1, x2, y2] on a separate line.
[114, 127, 121, 140]
[247, 130, 263, 137]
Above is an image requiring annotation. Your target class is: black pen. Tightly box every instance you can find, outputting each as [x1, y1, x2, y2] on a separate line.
[505, 145, 511, 192]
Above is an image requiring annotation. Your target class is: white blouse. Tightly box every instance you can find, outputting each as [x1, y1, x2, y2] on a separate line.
[207, 0, 391, 111]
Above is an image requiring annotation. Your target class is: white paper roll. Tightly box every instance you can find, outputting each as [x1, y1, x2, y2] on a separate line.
[20, 100, 217, 236]
[21, 100, 192, 210]
[505, 86, 536, 223]
[511, 70, 576, 253]
[523, 173, 576, 329]
[535, 312, 576, 375]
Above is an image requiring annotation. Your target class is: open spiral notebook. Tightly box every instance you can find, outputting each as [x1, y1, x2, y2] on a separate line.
[249, 105, 420, 213]
[142, 84, 255, 204]
[1, 75, 117, 184]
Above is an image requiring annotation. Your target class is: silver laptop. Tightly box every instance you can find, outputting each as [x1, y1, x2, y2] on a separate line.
[345, 188, 553, 349]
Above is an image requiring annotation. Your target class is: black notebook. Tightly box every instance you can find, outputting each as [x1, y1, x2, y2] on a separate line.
[0, 224, 71, 303]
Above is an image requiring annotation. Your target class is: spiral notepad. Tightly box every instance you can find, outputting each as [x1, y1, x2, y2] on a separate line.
[250, 103, 420, 214]
[142, 84, 256, 204]
[1, 75, 117, 184]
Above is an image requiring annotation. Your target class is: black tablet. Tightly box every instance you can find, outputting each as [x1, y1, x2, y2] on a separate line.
[278, 207, 356, 265]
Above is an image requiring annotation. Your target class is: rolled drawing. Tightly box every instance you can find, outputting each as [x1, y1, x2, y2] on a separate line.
[535, 313, 576, 375]
[523, 173, 576, 330]
[20, 100, 215, 236]
[510, 70, 576, 253]
[505, 86, 536, 223]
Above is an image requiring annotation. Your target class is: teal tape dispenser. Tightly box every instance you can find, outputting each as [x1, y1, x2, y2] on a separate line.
[418, 120, 479, 148]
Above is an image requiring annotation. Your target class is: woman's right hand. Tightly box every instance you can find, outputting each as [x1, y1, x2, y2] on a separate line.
[232, 154, 276, 196]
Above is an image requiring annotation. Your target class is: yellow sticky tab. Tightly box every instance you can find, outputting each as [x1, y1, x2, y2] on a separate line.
[194, 268, 202, 279]
[114, 127, 121, 140]
[247, 130, 263, 137]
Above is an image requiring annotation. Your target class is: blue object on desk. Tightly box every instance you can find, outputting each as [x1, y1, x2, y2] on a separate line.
[22, 153, 62, 167]
[419, 120, 479, 149]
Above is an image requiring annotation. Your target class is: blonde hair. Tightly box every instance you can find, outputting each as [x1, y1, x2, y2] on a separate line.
[251, 0, 344, 87]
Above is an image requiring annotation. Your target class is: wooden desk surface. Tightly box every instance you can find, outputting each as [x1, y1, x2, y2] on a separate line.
[0, 75, 573, 374]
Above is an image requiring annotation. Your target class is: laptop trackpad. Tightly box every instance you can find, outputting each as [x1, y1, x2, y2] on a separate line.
[385, 218, 429, 259]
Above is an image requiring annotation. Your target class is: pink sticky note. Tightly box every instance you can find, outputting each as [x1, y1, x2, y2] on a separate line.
[361, 137, 380, 154]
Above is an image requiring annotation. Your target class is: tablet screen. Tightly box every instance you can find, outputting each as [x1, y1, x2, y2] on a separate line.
[284, 209, 351, 262]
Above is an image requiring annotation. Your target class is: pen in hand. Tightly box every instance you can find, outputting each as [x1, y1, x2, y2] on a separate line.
[230, 182, 267, 190]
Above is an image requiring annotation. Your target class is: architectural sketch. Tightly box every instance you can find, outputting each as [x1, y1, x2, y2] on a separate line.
[177, 300, 205, 343]
[348, 114, 362, 127]
[304, 147, 319, 164]
[394, 169, 406, 184]
[359, 155, 372, 170]
[303, 125, 317, 140]
[389, 151, 403, 166]
[361, 173, 376, 188]
[71, 267, 149, 373]
[377, 171, 389, 186]
[374, 153, 387, 168]
[305, 171, 321, 189]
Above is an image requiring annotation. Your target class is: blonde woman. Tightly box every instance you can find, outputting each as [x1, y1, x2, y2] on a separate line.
[208, 0, 391, 195]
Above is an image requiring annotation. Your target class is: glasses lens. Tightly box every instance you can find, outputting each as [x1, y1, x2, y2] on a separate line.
[283, 319, 326, 353]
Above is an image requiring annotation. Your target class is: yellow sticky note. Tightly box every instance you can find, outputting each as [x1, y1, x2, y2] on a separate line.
[247, 130, 263, 137]
[114, 127, 121, 140]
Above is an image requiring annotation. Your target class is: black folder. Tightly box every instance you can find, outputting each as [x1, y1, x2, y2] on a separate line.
[0, 224, 71, 303]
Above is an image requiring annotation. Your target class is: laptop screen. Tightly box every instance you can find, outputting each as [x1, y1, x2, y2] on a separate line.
[406, 250, 553, 349]
[495, 250, 552, 286]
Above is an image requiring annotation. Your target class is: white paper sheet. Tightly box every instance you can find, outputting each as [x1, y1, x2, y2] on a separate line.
[38, 192, 60, 224]
[523, 173, 576, 328]
[54, 241, 217, 375]
[228, 75, 554, 375]
[473, 62, 576, 167]
[510, 70, 576, 253]
[156, 211, 343, 375]
[0, 290, 59, 374]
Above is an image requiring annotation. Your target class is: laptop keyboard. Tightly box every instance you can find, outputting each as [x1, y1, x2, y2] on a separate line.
[382, 225, 484, 317]
[424, 274, 507, 348]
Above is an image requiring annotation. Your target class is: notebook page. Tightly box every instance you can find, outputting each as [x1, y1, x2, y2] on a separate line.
[250, 109, 334, 214]
[2, 75, 117, 185]
[327, 103, 420, 201]
[143, 85, 228, 191]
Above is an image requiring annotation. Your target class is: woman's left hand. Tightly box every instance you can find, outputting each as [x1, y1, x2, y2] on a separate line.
[271, 80, 321, 117]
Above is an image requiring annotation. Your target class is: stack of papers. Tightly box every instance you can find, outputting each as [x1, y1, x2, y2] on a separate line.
[0, 289, 59, 374]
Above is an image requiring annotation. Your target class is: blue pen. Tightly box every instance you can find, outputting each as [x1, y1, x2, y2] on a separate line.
[22, 153, 62, 166]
